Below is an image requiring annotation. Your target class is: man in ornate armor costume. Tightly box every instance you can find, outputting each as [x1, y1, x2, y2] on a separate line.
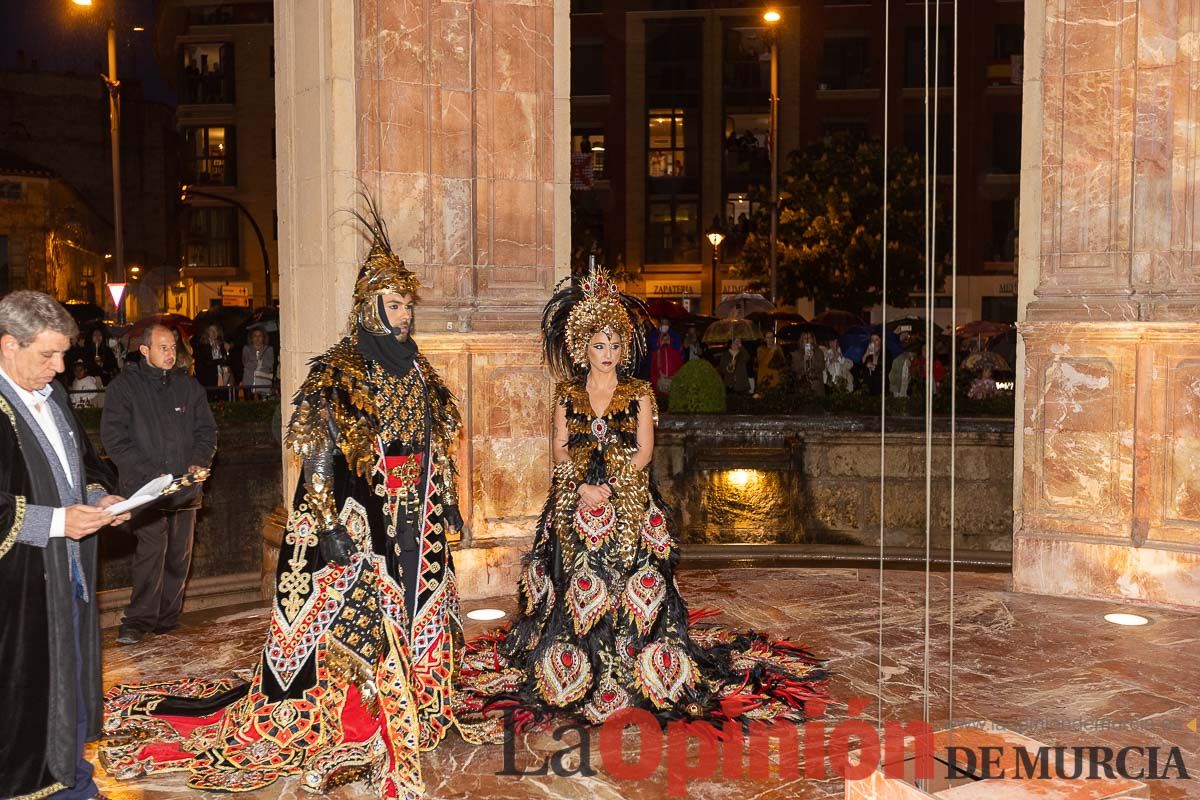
[101, 199, 464, 799]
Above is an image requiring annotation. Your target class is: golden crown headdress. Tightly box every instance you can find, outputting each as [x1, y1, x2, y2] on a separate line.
[347, 193, 420, 335]
[542, 267, 649, 379]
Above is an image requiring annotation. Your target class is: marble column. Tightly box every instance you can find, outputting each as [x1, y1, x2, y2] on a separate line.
[271, 0, 570, 601]
[1014, 0, 1200, 610]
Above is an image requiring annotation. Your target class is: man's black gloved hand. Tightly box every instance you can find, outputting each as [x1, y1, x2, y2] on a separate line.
[319, 525, 356, 567]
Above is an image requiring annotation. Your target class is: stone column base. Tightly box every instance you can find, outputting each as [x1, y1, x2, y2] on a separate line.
[1014, 534, 1200, 612]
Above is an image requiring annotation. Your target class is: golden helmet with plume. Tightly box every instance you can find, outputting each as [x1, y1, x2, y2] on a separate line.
[347, 193, 420, 336]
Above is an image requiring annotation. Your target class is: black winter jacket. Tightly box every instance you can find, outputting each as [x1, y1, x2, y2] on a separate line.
[100, 360, 217, 509]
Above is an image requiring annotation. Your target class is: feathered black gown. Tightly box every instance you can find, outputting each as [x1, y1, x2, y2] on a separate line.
[454, 377, 827, 741]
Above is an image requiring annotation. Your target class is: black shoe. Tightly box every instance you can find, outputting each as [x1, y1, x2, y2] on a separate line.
[116, 624, 146, 645]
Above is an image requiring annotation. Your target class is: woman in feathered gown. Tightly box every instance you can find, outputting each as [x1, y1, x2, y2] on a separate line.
[454, 269, 827, 742]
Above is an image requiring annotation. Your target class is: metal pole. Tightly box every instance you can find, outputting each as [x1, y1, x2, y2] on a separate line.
[710, 245, 719, 315]
[768, 34, 779, 304]
[183, 187, 272, 307]
[106, 22, 126, 322]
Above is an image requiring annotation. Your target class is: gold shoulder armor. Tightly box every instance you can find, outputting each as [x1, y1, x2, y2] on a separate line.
[286, 399, 330, 458]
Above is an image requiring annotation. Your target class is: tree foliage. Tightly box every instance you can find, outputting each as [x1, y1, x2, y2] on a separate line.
[736, 134, 949, 311]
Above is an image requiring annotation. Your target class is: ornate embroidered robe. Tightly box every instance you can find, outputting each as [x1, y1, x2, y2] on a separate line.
[101, 339, 463, 800]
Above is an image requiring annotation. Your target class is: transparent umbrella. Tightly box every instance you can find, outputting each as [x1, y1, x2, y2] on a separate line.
[701, 318, 763, 344]
[715, 293, 774, 319]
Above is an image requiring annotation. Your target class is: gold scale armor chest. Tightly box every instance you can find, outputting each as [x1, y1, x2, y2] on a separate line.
[365, 360, 429, 450]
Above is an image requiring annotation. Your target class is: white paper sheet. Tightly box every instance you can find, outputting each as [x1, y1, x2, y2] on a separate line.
[105, 474, 174, 516]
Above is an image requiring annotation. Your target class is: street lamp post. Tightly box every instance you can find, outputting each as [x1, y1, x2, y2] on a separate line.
[181, 185, 273, 307]
[706, 221, 725, 315]
[73, 0, 129, 322]
[763, 9, 781, 304]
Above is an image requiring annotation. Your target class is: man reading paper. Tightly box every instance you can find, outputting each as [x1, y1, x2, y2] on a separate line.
[0, 290, 130, 800]
[102, 323, 216, 645]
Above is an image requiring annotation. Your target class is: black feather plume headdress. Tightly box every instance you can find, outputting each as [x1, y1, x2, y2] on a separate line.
[541, 267, 650, 380]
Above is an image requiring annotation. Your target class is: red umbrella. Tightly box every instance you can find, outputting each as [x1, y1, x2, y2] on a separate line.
[127, 313, 196, 339]
[645, 298, 691, 321]
[770, 310, 807, 324]
[957, 320, 1011, 338]
[810, 310, 865, 337]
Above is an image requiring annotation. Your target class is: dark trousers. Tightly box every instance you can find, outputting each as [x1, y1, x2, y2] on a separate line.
[50, 597, 97, 800]
[122, 509, 197, 632]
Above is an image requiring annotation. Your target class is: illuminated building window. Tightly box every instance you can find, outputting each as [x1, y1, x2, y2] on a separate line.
[648, 108, 687, 179]
[180, 43, 235, 104]
[183, 126, 236, 186]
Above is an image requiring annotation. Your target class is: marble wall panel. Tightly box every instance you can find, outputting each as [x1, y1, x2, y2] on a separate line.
[1020, 0, 1200, 609]
[417, 335, 551, 543]
[1149, 349, 1200, 546]
[1040, 357, 1115, 431]
[1021, 333, 1134, 537]
[377, 0, 428, 80]
[356, 0, 562, 325]
[1034, 0, 1200, 306]
[431, 1, 472, 91]
[434, 88, 473, 178]
[1014, 534, 1200, 610]
[1165, 439, 1200, 523]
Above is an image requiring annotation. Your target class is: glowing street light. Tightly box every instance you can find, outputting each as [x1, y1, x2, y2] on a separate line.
[706, 218, 726, 314]
[71, 0, 94, 5]
[763, 9, 781, 303]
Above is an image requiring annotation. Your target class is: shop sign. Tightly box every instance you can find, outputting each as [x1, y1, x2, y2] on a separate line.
[645, 279, 700, 297]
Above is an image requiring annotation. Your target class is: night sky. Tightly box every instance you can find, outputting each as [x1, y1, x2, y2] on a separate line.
[0, 0, 174, 104]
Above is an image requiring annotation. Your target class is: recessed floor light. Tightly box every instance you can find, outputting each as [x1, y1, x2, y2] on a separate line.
[467, 608, 506, 621]
[1104, 612, 1149, 626]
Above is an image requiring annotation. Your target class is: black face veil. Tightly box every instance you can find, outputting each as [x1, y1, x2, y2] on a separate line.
[356, 295, 418, 376]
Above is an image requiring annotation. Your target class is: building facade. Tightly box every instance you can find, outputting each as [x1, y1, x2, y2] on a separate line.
[571, 0, 1023, 322]
[162, 0, 278, 312]
[0, 67, 179, 313]
[0, 151, 110, 303]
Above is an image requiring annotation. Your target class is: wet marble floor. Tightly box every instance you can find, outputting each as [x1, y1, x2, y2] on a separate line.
[92, 567, 1198, 799]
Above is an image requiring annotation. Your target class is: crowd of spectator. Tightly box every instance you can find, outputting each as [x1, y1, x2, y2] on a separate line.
[61, 320, 278, 409]
[638, 314, 1014, 412]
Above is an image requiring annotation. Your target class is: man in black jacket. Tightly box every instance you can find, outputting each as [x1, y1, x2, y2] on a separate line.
[102, 323, 217, 644]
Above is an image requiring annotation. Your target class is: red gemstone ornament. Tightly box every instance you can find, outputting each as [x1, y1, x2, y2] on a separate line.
[574, 501, 617, 551]
[535, 642, 592, 707]
[582, 675, 632, 724]
[622, 565, 666, 634]
[640, 503, 672, 558]
[565, 565, 610, 635]
[635, 641, 695, 709]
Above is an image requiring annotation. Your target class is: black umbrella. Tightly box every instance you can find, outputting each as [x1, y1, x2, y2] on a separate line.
[193, 306, 253, 338]
[777, 322, 838, 344]
[887, 316, 943, 337]
[63, 302, 106, 326]
[234, 306, 280, 338]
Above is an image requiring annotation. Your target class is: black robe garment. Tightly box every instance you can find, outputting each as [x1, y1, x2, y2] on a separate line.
[0, 382, 114, 798]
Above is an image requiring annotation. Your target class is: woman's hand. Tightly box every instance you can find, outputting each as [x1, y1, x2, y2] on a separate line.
[576, 483, 612, 512]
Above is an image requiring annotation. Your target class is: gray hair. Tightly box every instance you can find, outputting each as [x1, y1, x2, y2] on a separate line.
[0, 291, 79, 346]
